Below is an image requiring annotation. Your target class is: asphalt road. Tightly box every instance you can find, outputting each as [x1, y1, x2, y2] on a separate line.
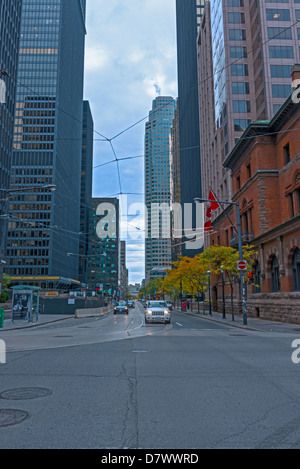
[0, 302, 299, 449]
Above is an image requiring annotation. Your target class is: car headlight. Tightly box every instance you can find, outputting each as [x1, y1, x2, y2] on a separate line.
[164, 310, 169, 314]
[147, 309, 152, 314]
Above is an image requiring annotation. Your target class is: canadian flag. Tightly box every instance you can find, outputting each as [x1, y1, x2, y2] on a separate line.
[204, 190, 219, 232]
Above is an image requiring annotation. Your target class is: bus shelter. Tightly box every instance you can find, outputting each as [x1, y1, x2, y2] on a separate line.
[11, 286, 41, 323]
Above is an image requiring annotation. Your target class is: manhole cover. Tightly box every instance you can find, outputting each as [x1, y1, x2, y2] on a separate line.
[0, 409, 30, 427]
[54, 335, 73, 338]
[229, 333, 248, 336]
[0, 387, 52, 400]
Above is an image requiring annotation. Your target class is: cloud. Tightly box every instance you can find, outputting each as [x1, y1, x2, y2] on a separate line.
[84, 0, 177, 283]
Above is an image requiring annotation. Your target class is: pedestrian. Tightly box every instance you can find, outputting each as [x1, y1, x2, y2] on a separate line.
[187, 300, 190, 310]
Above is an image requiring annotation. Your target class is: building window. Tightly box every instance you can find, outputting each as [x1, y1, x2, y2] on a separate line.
[234, 119, 251, 131]
[230, 46, 247, 58]
[228, 0, 244, 6]
[247, 163, 251, 178]
[269, 45, 294, 58]
[272, 84, 292, 98]
[237, 175, 241, 190]
[267, 27, 292, 39]
[231, 64, 248, 76]
[229, 29, 246, 40]
[284, 143, 290, 164]
[232, 82, 249, 94]
[288, 193, 295, 218]
[254, 262, 262, 293]
[270, 64, 292, 78]
[266, 9, 291, 21]
[228, 12, 245, 23]
[271, 256, 281, 292]
[233, 100, 251, 113]
[292, 248, 300, 291]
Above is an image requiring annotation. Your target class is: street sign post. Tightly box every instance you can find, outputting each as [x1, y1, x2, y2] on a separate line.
[237, 260, 247, 271]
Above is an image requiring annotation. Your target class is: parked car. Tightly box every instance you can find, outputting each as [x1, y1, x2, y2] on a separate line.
[165, 301, 173, 310]
[145, 300, 171, 325]
[114, 301, 129, 314]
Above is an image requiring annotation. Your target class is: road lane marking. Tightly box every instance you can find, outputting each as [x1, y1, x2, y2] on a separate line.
[176, 322, 183, 327]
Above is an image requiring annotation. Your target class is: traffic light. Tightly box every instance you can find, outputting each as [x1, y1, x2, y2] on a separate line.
[247, 272, 254, 284]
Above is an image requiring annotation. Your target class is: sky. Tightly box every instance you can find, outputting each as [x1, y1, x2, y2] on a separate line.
[83, 1, 178, 285]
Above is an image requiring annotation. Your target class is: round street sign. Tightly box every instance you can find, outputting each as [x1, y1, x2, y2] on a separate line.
[237, 260, 247, 270]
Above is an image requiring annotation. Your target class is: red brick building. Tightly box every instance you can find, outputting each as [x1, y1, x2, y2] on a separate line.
[210, 69, 300, 323]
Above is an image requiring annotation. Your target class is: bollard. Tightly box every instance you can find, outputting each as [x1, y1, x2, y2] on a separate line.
[0, 308, 5, 328]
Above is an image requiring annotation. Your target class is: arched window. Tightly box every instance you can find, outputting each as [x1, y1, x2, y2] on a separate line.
[271, 256, 280, 292]
[254, 261, 262, 293]
[292, 248, 300, 291]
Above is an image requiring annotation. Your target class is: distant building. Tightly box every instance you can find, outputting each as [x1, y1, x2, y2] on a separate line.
[5, 0, 86, 281]
[210, 67, 300, 322]
[79, 101, 94, 284]
[128, 283, 141, 298]
[87, 198, 119, 297]
[144, 96, 176, 283]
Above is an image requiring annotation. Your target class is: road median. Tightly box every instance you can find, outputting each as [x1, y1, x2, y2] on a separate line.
[74, 305, 114, 319]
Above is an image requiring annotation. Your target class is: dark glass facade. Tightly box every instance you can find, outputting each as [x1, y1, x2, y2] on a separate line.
[176, 0, 204, 257]
[87, 198, 119, 297]
[0, 0, 22, 260]
[79, 100, 94, 284]
[5, 0, 86, 280]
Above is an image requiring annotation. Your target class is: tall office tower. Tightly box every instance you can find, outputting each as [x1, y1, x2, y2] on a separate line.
[197, 0, 300, 236]
[6, 0, 86, 281]
[79, 101, 94, 284]
[144, 96, 176, 284]
[175, 0, 205, 257]
[87, 198, 119, 297]
[0, 0, 22, 270]
[170, 101, 181, 262]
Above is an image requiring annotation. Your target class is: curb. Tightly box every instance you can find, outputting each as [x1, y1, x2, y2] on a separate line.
[174, 309, 265, 332]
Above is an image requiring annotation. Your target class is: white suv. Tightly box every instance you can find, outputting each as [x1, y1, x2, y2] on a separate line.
[145, 301, 171, 325]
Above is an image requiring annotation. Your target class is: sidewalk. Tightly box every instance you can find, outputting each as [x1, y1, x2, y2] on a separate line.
[0, 314, 73, 331]
[174, 308, 300, 334]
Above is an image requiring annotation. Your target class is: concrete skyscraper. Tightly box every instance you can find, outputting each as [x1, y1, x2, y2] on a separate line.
[5, 0, 86, 282]
[197, 0, 300, 236]
[175, 0, 205, 257]
[144, 96, 176, 284]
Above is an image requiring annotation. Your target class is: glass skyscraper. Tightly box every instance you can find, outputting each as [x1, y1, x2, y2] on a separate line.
[144, 96, 176, 283]
[0, 0, 22, 265]
[5, 0, 86, 281]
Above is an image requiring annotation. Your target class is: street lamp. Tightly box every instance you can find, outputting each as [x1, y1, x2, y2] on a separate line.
[207, 270, 212, 316]
[195, 196, 247, 325]
[221, 265, 226, 319]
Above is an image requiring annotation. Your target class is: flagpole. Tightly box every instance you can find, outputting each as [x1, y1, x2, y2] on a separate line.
[209, 187, 238, 236]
